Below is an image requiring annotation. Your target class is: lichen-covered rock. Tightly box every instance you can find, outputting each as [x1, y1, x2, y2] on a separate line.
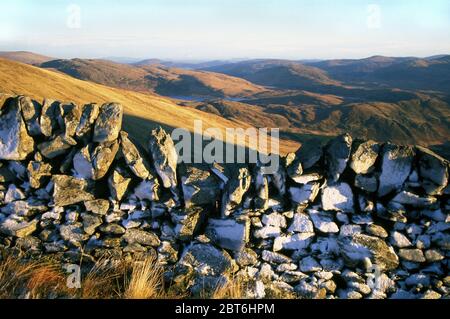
[119, 131, 150, 179]
[39, 99, 61, 138]
[108, 168, 131, 201]
[378, 144, 415, 196]
[18, 96, 41, 136]
[339, 234, 399, 271]
[84, 199, 110, 215]
[27, 160, 52, 188]
[220, 165, 252, 217]
[93, 103, 123, 143]
[179, 164, 220, 208]
[52, 175, 95, 206]
[123, 228, 160, 247]
[38, 134, 77, 159]
[289, 182, 320, 207]
[0, 216, 38, 238]
[148, 127, 178, 188]
[133, 178, 159, 201]
[91, 140, 120, 180]
[350, 140, 380, 174]
[0, 97, 35, 160]
[76, 103, 100, 139]
[171, 207, 205, 242]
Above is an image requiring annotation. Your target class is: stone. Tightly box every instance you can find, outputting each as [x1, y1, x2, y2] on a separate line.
[93, 103, 123, 143]
[253, 163, 269, 210]
[148, 127, 178, 188]
[0, 97, 35, 160]
[40, 99, 61, 137]
[133, 178, 159, 201]
[378, 143, 415, 196]
[416, 146, 449, 195]
[27, 161, 52, 188]
[123, 229, 160, 247]
[176, 243, 236, 278]
[299, 256, 322, 272]
[321, 182, 354, 212]
[366, 224, 388, 238]
[4, 184, 25, 203]
[172, 207, 205, 242]
[60, 103, 81, 138]
[221, 166, 252, 217]
[180, 164, 220, 207]
[262, 250, 292, 264]
[18, 96, 41, 136]
[81, 213, 103, 235]
[84, 199, 110, 215]
[234, 248, 258, 267]
[424, 249, 444, 262]
[75, 103, 100, 139]
[0, 216, 38, 238]
[291, 173, 322, 185]
[205, 218, 249, 251]
[392, 191, 437, 208]
[52, 175, 94, 206]
[350, 140, 380, 174]
[59, 223, 89, 247]
[285, 152, 303, 180]
[119, 131, 150, 179]
[340, 224, 362, 237]
[288, 212, 314, 233]
[390, 231, 412, 248]
[355, 174, 378, 193]
[289, 182, 320, 206]
[398, 249, 426, 263]
[339, 233, 399, 271]
[324, 134, 352, 182]
[92, 141, 120, 180]
[309, 209, 339, 233]
[38, 134, 77, 159]
[254, 226, 281, 239]
[108, 169, 131, 201]
[73, 145, 94, 179]
[262, 212, 287, 228]
[274, 233, 314, 251]
[99, 223, 126, 235]
[295, 143, 323, 170]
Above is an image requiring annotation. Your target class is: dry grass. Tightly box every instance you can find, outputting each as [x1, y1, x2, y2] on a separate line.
[124, 257, 164, 299]
[0, 253, 187, 299]
[210, 276, 246, 299]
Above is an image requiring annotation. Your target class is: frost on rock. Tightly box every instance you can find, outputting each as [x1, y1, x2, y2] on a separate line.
[321, 182, 354, 212]
[0, 97, 35, 160]
[148, 127, 178, 188]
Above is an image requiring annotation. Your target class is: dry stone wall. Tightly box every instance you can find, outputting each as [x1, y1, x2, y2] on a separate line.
[0, 94, 449, 299]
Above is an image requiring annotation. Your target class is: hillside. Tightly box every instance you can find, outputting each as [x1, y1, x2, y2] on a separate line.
[202, 59, 341, 90]
[0, 51, 55, 65]
[0, 58, 298, 154]
[308, 55, 450, 92]
[39, 58, 269, 98]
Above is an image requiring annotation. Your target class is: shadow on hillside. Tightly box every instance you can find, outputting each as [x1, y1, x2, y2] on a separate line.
[123, 114, 280, 166]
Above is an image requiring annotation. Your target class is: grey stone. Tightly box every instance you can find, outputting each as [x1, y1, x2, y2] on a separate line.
[205, 218, 249, 251]
[398, 249, 426, 263]
[93, 103, 123, 143]
[0, 216, 38, 238]
[172, 207, 205, 242]
[119, 131, 150, 179]
[321, 182, 354, 212]
[148, 127, 178, 188]
[108, 169, 131, 201]
[289, 182, 320, 206]
[52, 175, 94, 206]
[75, 103, 100, 139]
[0, 97, 35, 160]
[378, 143, 415, 196]
[288, 212, 314, 233]
[180, 164, 220, 207]
[339, 233, 399, 271]
[38, 134, 77, 159]
[123, 228, 160, 247]
[416, 146, 449, 195]
[309, 209, 339, 233]
[350, 140, 380, 174]
[325, 134, 352, 182]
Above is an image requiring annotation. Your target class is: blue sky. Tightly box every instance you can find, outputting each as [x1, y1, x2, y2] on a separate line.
[1, 0, 449, 60]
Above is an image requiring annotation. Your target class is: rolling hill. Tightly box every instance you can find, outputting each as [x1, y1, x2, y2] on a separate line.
[0, 58, 298, 155]
[39, 58, 270, 98]
[202, 59, 340, 90]
[308, 55, 450, 92]
[0, 51, 55, 65]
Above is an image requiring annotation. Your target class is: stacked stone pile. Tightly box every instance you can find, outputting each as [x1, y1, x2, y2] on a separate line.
[0, 94, 448, 299]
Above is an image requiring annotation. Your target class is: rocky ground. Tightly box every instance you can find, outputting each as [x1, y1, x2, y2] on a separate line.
[0, 93, 449, 299]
